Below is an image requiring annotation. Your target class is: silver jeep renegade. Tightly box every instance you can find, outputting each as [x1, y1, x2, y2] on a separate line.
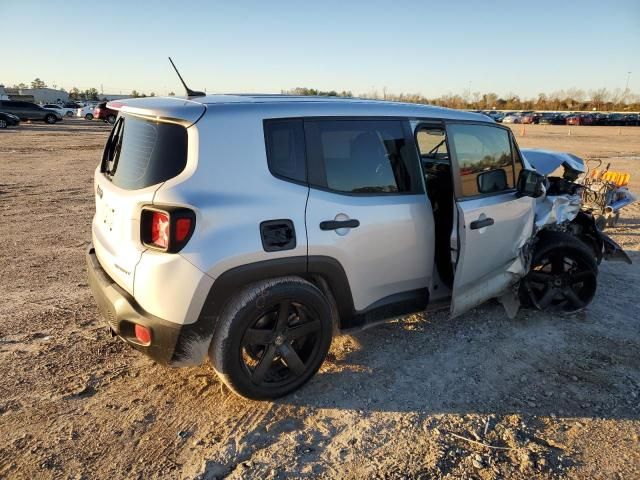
[87, 95, 630, 399]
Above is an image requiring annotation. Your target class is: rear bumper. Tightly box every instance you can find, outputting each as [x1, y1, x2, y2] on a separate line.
[86, 245, 182, 364]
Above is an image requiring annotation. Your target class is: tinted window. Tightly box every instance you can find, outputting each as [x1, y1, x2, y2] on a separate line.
[448, 124, 515, 197]
[416, 127, 448, 161]
[264, 119, 306, 183]
[102, 114, 188, 190]
[306, 119, 418, 194]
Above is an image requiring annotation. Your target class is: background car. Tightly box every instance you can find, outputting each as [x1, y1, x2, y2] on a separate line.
[623, 113, 639, 126]
[502, 114, 521, 124]
[76, 105, 95, 120]
[0, 100, 62, 124]
[93, 102, 118, 124]
[606, 113, 627, 126]
[520, 112, 539, 124]
[42, 104, 75, 117]
[566, 114, 594, 126]
[538, 113, 566, 125]
[0, 111, 20, 128]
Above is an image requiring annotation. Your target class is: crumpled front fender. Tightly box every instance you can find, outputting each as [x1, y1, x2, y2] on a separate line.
[599, 232, 632, 264]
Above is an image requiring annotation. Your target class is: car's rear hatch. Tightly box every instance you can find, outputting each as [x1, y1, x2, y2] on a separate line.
[92, 97, 205, 294]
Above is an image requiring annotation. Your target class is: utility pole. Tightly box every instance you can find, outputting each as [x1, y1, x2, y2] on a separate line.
[625, 71, 632, 91]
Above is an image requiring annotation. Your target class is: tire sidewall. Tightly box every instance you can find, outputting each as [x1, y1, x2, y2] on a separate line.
[45, 114, 56, 124]
[0, 119, 6, 129]
[85, 113, 93, 120]
[107, 115, 116, 124]
[211, 278, 333, 400]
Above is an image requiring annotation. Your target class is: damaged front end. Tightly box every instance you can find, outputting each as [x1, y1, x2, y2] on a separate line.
[522, 148, 633, 265]
[498, 149, 632, 318]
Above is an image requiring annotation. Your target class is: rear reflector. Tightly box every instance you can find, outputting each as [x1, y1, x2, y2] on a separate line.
[134, 324, 151, 344]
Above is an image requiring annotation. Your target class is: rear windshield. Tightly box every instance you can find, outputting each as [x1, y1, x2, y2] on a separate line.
[101, 114, 188, 190]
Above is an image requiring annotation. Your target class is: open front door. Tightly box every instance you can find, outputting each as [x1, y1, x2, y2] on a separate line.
[446, 123, 535, 317]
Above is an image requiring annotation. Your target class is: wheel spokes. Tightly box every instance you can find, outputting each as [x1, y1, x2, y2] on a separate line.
[536, 286, 557, 309]
[244, 328, 274, 346]
[275, 301, 290, 332]
[252, 344, 278, 383]
[563, 287, 586, 310]
[278, 342, 306, 376]
[528, 270, 553, 283]
[550, 253, 566, 274]
[288, 319, 321, 340]
[569, 270, 593, 285]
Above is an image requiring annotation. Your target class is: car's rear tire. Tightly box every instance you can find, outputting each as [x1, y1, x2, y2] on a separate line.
[520, 231, 598, 313]
[85, 113, 93, 120]
[209, 277, 333, 400]
[107, 114, 116, 125]
[0, 119, 7, 129]
[44, 114, 57, 124]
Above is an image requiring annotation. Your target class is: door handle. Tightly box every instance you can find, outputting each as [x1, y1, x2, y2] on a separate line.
[320, 219, 360, 230]
[469, 217, 494, 230]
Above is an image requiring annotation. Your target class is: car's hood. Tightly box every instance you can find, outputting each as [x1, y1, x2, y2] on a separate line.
[520, 148, 586, 177]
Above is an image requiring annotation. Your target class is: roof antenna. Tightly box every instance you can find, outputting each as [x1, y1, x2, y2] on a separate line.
[168, 57, 205, 97]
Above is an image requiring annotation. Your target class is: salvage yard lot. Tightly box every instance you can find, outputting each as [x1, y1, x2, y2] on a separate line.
[0, 119, 639, 479]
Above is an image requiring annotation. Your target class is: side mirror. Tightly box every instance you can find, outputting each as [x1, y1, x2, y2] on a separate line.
[517, 169, 545, 198]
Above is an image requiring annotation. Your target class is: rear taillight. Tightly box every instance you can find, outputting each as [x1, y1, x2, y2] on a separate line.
[141, 207, 195, 253]
[150, 211, 170, 249]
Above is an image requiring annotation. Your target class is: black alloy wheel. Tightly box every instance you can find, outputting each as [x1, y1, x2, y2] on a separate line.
[522, 248, 597, 313]
[241, 300, 323, 387]
[210, 277, 333, 400]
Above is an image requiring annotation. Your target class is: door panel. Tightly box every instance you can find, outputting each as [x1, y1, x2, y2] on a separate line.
[306, 191, 434, 310]
[445, 122, 535, 317]
[450, 193, 534, 316]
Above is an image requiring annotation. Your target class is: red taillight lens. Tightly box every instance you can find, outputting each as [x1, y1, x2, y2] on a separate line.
[150, 211, 170, 249]
[141, 207, 195, 253]
[134, 324, 151, 344]
[175, 218, 192, 242]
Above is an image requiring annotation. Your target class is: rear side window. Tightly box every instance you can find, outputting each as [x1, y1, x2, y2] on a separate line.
[305, 119, 420, 194]
[264, 119, 306, 183]
[101, 114, 188, 190]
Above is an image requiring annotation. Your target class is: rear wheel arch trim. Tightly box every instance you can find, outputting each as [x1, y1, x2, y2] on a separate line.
[196, 256, 355, 337]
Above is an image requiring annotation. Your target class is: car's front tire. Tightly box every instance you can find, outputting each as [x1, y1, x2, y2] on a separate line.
[44, 114, 57, 124]
[210, 277, 333, 400]
[520, 231, 598, 313]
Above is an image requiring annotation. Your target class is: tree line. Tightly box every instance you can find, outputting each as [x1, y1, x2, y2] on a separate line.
[283, 87, 640, 111]
[9, 78, 638, 111]
[8, 78, 175, 101]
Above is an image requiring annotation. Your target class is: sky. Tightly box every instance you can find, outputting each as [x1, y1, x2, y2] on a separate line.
[2, 0, 639, 99]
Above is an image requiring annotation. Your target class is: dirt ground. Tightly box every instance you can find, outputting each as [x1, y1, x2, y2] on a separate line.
[0, 120, 639, 480]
